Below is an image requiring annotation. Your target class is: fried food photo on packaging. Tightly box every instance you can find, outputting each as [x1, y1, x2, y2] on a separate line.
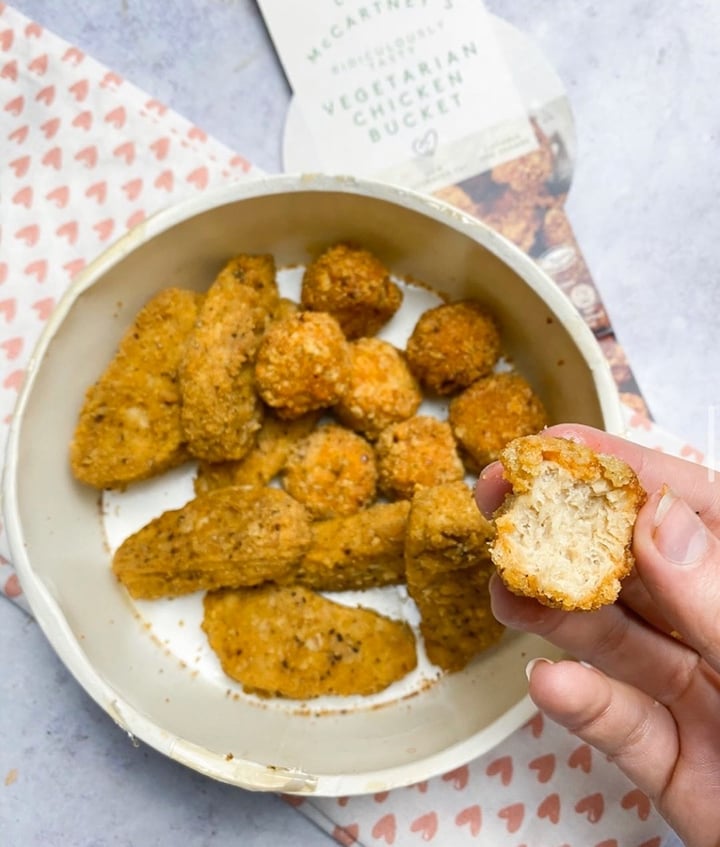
[112, 487, 311, 600]
[255, 310, 351, 418]
[405, 482, 504, 672]
[301, 242, 403, 339]
[202, 584, 418, 699]
[282, 424, 377, 519]
[334, 337, 422, 440]
[179, 254, 279, 462]
[490, 435, 646, 611]
[70, 287, 202, 490]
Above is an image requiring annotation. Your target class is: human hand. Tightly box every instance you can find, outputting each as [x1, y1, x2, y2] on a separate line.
[475, 424, 720, 847]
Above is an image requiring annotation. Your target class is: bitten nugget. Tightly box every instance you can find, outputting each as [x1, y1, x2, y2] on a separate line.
[376, 416, 464, 500]
[335, 338, 422, 439]
[405, 301, 501, 395]
[70, 288, 201, 489]
[194, 411, 320, 495]
[202, 585, 417, 699]
[301, 243, 402, 339]
[405, 482, 504, 672]
[282, 425, 377, 519]
[180, 254, 279, 462]
[491, 435, 646, 610]
[255, 311, 350, 418]
[290, 501, 410, 591]
[449, 372, 547, 472]
[112, 487, 311, 599]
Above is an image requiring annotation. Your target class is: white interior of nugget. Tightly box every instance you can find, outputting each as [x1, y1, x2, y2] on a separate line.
[502, 464, 632, 604]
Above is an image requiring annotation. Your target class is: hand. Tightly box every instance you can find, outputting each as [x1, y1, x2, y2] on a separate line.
[475, 424, 720, 847]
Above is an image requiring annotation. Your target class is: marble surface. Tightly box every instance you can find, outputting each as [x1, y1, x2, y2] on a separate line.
[3, 0, 718, 844]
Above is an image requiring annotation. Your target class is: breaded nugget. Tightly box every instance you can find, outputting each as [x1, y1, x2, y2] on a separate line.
[301, 243, 402, 339]
[282, 424, 377, 519]
[480, 193, 543, 254]
[490, 140, 553, 194]
[375, 416, 464, 500]
[290, 501, 410, 591]
[449, 372, 547, 473]
[335, 338, 422, 439]
[405, 301, 501, 395]
[405, 482, 503, 672]
[180, 254, 279, 462]
[194, 411, 320, 495]
[70, 288, 201, 489]
[255, 311, 351, 418]
[202, 584, 417, 699]
[491, 435, 646, 611]
[112, 487, 311, 599]
[542, 206, 575, 249]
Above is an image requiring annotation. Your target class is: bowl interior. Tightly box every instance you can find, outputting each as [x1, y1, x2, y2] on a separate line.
[6, 180, 616, 794]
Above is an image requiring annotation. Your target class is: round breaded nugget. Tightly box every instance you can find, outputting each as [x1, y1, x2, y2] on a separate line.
[301, 243, 402, 339]
[375, 416, 465, 500]
[255, 311, 350, 419]
[405, 301, 501, 395]
[283, 424, 377, 519]
[335, 338, 422, 440]
[449, 372, 547, 472]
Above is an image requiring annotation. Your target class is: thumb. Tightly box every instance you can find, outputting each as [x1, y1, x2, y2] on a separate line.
[634, 487, 720, 671]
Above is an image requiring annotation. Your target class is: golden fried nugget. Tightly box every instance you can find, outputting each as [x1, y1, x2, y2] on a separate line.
[290, 501, 410, 591]
[491, 436, 646, 611]
[405, 301, 501, 395]
[542, 206, 575, 249]
[202, 585, 417, 699]
[301, 243, 402, 339]
[479, 191, 543, 254]
[335, 338, 422, 439]
[449, 372, 547, 473]
[405, 482, 503, 672]
[112, 487, 311, 599]
[70, 288, 202, 489]
[490, 140, 554, 194]
[375, 416, 464, 500]
[282, 424, 377, 519]
[255, 311, 351, 418]
[194, 411, 320, 495]
[180, 254, 279, 462]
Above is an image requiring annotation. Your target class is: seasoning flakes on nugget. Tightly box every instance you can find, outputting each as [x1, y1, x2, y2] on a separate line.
[282, 424, 377, 519]
[112, 487, 311, 600]
[335, 337, 422, 440]
[255, 311, 350, 419]
[180, 254, 279, 462]
[405, 482, 504, 672]
[406, 301, 501, 395]
[202, 585, 417, 699]
[70, 287, 202, 490]
[449, 371, 547, 472]
[491, 435, 646, 611]
[291, 501, 410, 592]
[301, 243, 402, 339]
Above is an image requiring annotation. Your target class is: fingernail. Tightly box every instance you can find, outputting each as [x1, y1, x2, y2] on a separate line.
[525, 657, 553, 680]
[653, 490, 708, 566]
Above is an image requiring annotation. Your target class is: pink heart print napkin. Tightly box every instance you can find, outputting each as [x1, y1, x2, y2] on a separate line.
[0, 5, 683, 845]
[0, 3, 261, 607]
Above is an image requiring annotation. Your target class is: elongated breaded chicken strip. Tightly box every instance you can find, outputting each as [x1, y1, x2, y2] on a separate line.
[202, 585, 417, 698]
[112, 487, 311, 599]
[405, 482, 504, 672]
[180, 254, 279, 462]
[291, 500, 410, 591]
[70, 287, 201, 489]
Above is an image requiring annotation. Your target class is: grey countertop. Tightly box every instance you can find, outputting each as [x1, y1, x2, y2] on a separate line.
[3, 1, 715, 844]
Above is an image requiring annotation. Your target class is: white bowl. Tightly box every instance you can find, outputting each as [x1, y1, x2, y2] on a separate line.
[3, 174, 623, 796]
